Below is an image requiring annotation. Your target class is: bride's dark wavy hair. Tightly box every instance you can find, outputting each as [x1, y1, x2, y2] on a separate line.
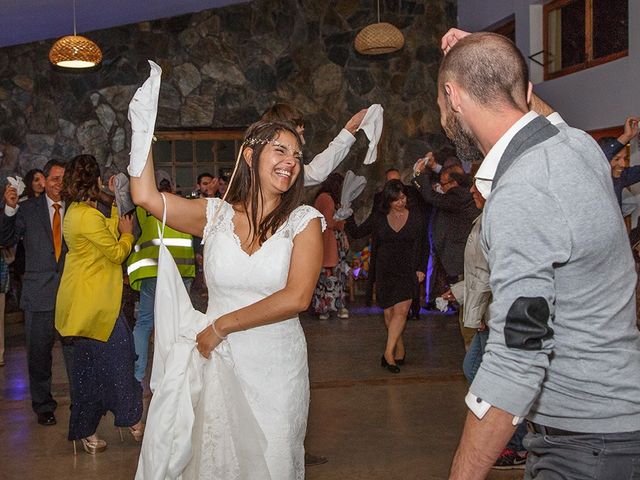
[225, 120, 305, 246]
[61, 154, 101, 203]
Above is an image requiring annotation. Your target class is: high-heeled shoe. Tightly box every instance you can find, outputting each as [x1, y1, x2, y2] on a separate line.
[395, 356, 405, 366]
[119, 422, 145, 442]
[130, 422, 144, 442]
[380, 355, 400, 374]
[73, 435, 107, 455]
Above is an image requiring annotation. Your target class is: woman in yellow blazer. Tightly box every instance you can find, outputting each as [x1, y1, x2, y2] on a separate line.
[55, 154, 143, 455]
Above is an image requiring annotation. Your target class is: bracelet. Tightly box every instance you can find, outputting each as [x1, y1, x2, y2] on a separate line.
[211, 323, 227, 341]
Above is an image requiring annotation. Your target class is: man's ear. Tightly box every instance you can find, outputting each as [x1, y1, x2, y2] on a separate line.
[526, 81, 533, 106]
[242, 147, 253, 168]
[445, 82, 462, 113]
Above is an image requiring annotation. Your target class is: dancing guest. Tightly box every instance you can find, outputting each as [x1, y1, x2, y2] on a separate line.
[130, 120, 323, 478]
[312, 172, 350, 320]
[261, 103, 367, 186]
[597, 117, 640, 210]
[442, 183, 528, 469]
[1, 159, 66, 426]
[346, 179, 428, 373]
[55, 154, 143, 455]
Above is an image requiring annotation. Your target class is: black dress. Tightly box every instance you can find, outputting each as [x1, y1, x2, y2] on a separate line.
[346, 208, 428, 309]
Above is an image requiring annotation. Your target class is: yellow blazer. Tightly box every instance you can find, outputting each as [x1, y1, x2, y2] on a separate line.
[55, 202, 134, 341]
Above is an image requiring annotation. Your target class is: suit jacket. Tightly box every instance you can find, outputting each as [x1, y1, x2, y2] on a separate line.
[0, 195, 67, 311]
[414, 171, 480, 278]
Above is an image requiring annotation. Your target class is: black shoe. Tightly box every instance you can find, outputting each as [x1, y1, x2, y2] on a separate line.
[37, 412, 57, 426]
[395, 356, 405, 366]
[380, 355, 400, 373]
[305, 452, 328, 466]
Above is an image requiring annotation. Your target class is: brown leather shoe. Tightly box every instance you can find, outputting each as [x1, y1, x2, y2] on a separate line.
[305, 452, 328, 466]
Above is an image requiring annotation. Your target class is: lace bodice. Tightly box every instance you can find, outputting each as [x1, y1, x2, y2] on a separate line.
[203, 198, 326, 246]
[183, 198, 325, 480]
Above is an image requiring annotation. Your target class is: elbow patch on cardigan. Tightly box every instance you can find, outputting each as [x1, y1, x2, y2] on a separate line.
[504, 297, 553, 350]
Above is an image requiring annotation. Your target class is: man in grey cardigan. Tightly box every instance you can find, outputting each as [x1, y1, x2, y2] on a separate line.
[440, 31, 640, 479]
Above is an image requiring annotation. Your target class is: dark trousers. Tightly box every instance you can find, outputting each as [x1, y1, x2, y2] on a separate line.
[24, 310, 57, 414]
[524, 429, 640, 479]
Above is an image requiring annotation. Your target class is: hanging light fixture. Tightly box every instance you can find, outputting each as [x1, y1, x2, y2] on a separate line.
[354, 0, 405, 55]
[49, 0, 102, 69]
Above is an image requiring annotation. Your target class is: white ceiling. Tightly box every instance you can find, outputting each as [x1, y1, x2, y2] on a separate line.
[0, 0, 247, 48]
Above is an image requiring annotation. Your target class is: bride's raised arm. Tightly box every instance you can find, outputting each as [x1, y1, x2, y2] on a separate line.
[127, 60, 207, 237]
[129, 150, 207, 237]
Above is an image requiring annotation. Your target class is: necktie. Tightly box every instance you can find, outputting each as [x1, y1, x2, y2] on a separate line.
[52, 203, 61, 261]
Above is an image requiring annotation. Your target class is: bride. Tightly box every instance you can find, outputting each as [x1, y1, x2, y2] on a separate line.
[130, 119, 324, 479]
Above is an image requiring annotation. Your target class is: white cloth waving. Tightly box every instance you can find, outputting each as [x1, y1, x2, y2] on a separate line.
[128, 60, 162, 177]
[334, 170, 367, 221]
[356, 104, 384, 164]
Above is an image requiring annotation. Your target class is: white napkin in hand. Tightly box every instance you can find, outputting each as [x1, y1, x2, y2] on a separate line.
[356, 104, 384, 165]
[113, 173, 135, 216]
[7, 176, 25, 197]
[334, 170, 366, 221]
[128, 60, 162, 177]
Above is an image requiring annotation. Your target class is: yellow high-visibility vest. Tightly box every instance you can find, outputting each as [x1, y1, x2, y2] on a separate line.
[126, 207, 195, 291]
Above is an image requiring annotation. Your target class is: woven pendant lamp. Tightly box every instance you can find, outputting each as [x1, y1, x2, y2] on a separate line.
[49, 0, 102, 69]
[354, 0, 405, 55]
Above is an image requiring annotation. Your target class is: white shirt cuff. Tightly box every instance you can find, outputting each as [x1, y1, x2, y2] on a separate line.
[465, 391, 522, 425]
[4, 204, 17, 216]
[336, 128, 356, 143]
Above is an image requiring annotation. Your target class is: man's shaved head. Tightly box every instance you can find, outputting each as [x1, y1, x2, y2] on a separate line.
[439, 32, 529, 112]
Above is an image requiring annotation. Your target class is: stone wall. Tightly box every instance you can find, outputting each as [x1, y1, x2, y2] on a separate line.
[0, 0, 455, 206]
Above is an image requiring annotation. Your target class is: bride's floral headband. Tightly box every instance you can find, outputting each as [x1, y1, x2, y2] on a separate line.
[243, 138, 303, 161]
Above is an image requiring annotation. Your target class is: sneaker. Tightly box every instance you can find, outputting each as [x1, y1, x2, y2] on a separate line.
[492, 448, 527, 470]
[318, 313, 330, 320]
[337, 308, 349, 319]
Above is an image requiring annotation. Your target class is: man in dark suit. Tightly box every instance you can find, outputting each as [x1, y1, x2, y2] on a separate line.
[413, 159, 480, 285]
[1, 159, 66, 426]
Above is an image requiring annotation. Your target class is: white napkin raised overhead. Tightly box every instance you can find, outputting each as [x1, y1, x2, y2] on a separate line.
[128, 60, 162, 177]
[357, 104, 384, 165]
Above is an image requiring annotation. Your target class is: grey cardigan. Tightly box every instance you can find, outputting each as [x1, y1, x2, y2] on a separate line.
[472, 116, 640, 433]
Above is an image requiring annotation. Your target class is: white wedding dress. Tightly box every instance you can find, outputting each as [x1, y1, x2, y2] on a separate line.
[182, 198, 325, 480]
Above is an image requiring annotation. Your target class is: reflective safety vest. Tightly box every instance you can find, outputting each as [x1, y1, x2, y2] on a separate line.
[126, 207, 196, 291]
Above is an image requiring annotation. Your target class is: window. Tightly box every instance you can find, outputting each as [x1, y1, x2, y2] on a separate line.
[544, 0, 628, 79]
[153, 129, 245, 196]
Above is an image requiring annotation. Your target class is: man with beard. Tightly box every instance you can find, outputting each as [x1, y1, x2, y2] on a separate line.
[439, 31, 640, 480]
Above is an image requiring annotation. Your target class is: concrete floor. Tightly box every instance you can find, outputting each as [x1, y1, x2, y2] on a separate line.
[0, 304, 523, 480]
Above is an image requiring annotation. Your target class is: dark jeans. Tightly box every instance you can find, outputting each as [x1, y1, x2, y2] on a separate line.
[524, 430, 640, 479]
[24, 310, 57, 414]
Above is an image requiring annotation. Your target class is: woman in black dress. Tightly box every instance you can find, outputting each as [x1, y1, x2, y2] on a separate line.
[346, 179, 428, 373]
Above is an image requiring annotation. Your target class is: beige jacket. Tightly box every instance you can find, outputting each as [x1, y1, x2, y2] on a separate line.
[450, 215, 491, 329]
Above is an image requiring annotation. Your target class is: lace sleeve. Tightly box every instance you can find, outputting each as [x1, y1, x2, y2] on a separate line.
[202, 198, 226, 242]
[289, 205, 326, 238]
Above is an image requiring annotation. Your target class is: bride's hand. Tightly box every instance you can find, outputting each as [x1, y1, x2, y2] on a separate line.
[196, 325, 222, 359]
